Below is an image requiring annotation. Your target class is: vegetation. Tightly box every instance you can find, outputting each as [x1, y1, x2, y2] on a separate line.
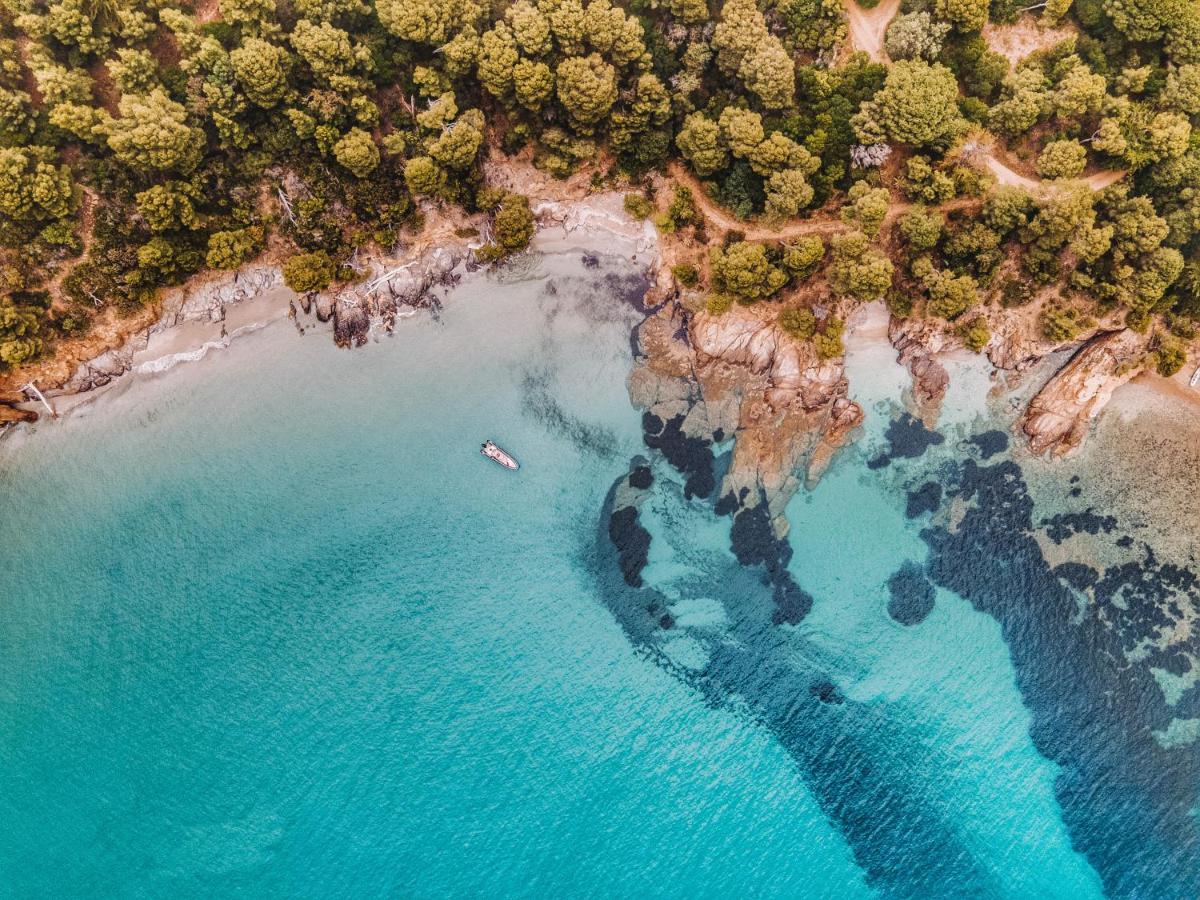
[0, 0, 1196, 376]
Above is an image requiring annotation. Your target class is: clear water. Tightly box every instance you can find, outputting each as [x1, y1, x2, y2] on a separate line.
[0, 254, 1195, 898]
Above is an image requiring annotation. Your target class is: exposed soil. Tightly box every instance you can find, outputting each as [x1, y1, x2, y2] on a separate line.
[982, 16, 1077, 66]
[843, 0, 902, 63]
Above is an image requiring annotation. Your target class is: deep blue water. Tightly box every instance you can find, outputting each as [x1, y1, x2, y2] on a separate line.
[1, 254, 1196, 897]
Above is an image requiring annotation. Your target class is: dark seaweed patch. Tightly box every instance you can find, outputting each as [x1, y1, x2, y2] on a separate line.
[522, 370, 619, 458]
[922, 457, 1200, 899]
[642, 413, 715, 500]
[608, 505, 651, 587]
[628, 465, 653, 490]
[1041, 508, 1118, 544]
[810, 680, 845, 704]
[886, 562, 936, 625]
[905, 482, 942, 518]
[966, 430, 1009, 459]
[868, 413, 945, 469]
[1053, 561, 1099, 591]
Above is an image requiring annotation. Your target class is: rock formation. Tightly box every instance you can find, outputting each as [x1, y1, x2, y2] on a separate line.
[1020, 328, 1147, 456]
[888, 316, 951, 424]
[629, 301, 862, 535]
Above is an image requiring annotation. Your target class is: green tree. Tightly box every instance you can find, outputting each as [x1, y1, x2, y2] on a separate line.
[829, 231, 894, 301]
[712, 0, 795, 109]
[493, 192, 535, 251]
[841, 180, 890, 237]
[404, 156, 446, 196]
[283, 250, 337, 293]
[556, 54, 618, 131]
[1037, 139, 1087, 180]
[764, 169, 815, 217]
[106, 90, 204, 174]
[860, 61, 963, 148]
[230, 38, 289, 109]
[778, 306, 817, 338]
[0, 146, 75, 223]
[710, 241, 788, 300]
[934, 0, 988, 33]
[885, 12, 950, 62]
[899, 206, 943, 251]
[0, 300, 42, 368]
[675, 113, 729, 177]
[334, 128, 380, 178]
[376, 0, 483, 45]
[135, 182, 200, 232]
[206, 227, 265, 269]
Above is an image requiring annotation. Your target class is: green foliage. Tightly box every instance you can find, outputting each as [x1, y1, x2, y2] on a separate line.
[899, 206, 943, 251]
[829, 231, 894, 301]
[710, 241, 788, 301]
[706, 292, 735, 314]
[1037, 139, 1087, 180]
[1040, 304, 1093, 342]
[672, 263, 699, 287]
[778, 306, 817, 339]
[556, 54, 618, 131]
[0, 300, 43, 368]
[841, 181, 890, 237]
[206, 227, 265, 270]
[492, 193, 535, 252]
[780, 236, 825, 278]
[333, 128, 380, 178]
[959, 316, 990, 352]
[886, 12, 950, 62]
[623, 194, 654, 220]
[813, 316, 844, 359]
[283, 250, 337, 293]
[1152, 333, 1187, 375]
[107, 91, 204, 174]
[858, 60, 963, 148]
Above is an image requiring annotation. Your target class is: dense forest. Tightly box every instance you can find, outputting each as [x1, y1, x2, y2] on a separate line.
[1, 0, 1198, 373]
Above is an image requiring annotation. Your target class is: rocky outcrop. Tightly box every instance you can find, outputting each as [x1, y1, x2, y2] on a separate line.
[1020, 328, 1147, 456]
[629, 302, 862, 535]
[0, 390, 37, 424]
[889, 316, 951, 424]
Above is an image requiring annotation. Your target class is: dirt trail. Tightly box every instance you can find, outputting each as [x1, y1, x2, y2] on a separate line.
[46, 187, 97, 307]
[984, 154, 1125, 193]
[843, 0, 901, 63]
[667, 163, 978, 242]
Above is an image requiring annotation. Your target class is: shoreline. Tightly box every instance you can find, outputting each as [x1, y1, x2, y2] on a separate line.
[3, 184, 1199, 478]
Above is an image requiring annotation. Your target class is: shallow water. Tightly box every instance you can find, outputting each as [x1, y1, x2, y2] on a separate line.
[1, 253, 1196, 898]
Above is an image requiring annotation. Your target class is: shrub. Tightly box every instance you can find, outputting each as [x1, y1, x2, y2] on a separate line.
[283, 250, 337, 294]
[778, 306, 817, 339]
[672, 263, 699, 286]
[624, 193, 654, 220]
[706, 293, 734, 314]
[814, 317, 844, 359]
[1040, 304, 1093, 342]
[959, 316, 990, 352]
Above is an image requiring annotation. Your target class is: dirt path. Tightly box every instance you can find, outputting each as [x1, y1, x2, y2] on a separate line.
[984, 153, 1125, 193]
[46, 187, 97, 308]
[843, 0, 901, 63]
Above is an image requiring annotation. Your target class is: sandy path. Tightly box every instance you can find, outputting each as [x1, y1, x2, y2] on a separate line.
[984, 154, 1125, 192]
[843, 0, 901, 63]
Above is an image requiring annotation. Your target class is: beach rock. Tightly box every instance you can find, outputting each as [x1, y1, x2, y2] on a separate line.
[1020, 328, 1147, 456]
[0, 401, 37, 424]
[889, 316, 950, 424]
[333, 295, 370, 348]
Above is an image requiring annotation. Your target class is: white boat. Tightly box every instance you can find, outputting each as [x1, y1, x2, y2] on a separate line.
[481, 440, 519, 470]
[1190, 365, 1200, 388]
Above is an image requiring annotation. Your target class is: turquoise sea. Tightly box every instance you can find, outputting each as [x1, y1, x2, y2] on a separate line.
[0, 252, 1196, 898]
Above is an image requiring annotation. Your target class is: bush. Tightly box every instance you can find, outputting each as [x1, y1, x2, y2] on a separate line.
[672, 263, 699, 286]
[959, 316, 990, 352]
[778, 306, 817, 338]
[1040, 305, 1093, 342]
[1153, 336, 1187, 376]
[283, 250, 337, 294]
[624, 193, 654, 220]
[814, 317, 845, 359]
[206, 227, 264, 270]
[706, 293, 734, 314]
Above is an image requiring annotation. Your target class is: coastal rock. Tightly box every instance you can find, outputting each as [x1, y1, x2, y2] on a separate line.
[889, 317, 950, 424]
[631, 303, 861, 535]
[333, 294, 371, 348]
[1020, 329, 1147, 456]
[163, 266, 283, 327]
[692, 306, 844, 412]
